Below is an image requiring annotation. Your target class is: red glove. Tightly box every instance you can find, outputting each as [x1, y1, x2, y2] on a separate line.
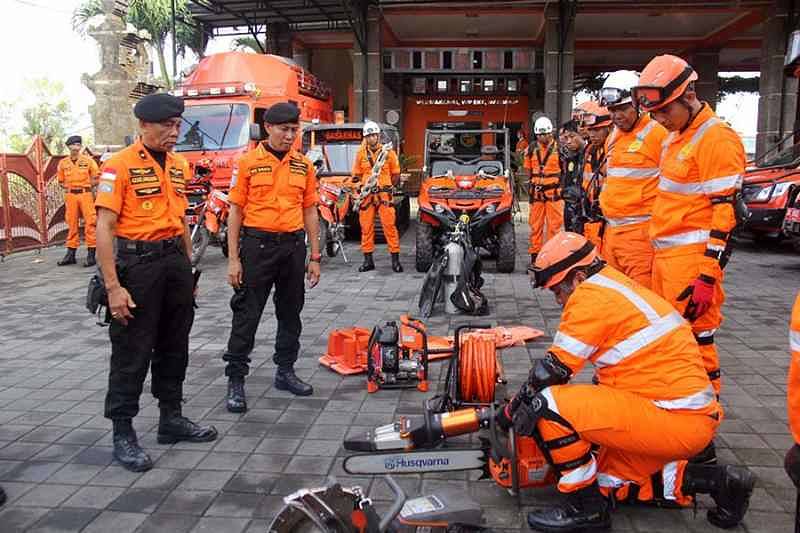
[676, 274, 715, 321]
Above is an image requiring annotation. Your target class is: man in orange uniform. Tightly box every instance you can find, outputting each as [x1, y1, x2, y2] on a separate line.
[579, 102, 612, 250]
[352, 120, 403, 273]
[95, 93, 218, 472]
[222, 102, 321, 412]
[497, 232, 754, 532]
[633, 55, 745, 396]
[785, 293, 800, 507]
[525, 116, 563, 265]
[598, 70, 666, 289]
[56, 135, 99, 267]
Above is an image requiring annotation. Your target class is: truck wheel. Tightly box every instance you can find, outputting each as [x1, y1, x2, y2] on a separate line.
[415, 221, 435, 273]
[495, 220, 516, 273]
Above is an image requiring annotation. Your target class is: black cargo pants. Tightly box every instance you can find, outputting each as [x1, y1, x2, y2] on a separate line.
[223, 228, 306, 377]
[104, 238, 194, 420]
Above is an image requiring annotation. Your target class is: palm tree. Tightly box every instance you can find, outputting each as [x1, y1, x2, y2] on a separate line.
[73, 0, 205, 87]
[233, 36, 266, 54]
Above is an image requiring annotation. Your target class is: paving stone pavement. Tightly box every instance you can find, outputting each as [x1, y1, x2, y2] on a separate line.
[0, 216, 798, 532]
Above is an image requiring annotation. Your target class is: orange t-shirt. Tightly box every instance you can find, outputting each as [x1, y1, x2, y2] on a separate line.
[228, 143, 318, 232]
[351, 143, 401, 187]
[57, 154, 99, 189]
[789, 292, 800, 443]
[95, 140, 189, 242]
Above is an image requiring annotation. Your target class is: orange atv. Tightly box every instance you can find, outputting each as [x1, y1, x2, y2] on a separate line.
[416, 128, 516, 273]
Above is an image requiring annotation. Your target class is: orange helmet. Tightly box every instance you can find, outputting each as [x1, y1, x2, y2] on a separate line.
[633, 54, 697, 112]
[580, 101, 612, 129]
[530, 232, 598, 289]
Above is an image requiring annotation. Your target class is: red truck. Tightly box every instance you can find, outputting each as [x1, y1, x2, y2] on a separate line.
[172, 51, 334, 190]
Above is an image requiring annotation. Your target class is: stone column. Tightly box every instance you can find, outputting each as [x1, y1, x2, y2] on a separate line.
[543, 2, 575, 128]
[757, 0, 798, 158]
[352, 6, 383, 122]
[692, 50, 720, 110]
[268, 22, 292, 58]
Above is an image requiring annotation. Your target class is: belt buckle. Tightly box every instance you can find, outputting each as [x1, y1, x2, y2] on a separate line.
[534, 185, 543, 192]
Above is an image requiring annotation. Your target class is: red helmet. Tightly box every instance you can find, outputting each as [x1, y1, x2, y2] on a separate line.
[530, 232, 598, 289]
[633, 55, 698, 112]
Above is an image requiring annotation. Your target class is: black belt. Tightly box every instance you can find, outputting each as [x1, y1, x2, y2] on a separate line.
[117, 236, 182, 256]
[68, 187, 91, 194]
[242, 227, 304, 243]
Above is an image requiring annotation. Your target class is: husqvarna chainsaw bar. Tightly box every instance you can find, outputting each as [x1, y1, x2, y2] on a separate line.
[344, 447, 487, 476]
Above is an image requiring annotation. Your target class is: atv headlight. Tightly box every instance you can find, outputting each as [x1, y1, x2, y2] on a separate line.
[772, 182, 792, 199]
[485, 203, 496, 214]
[754, 185, 772, 202]
[434, 204, 445, 214]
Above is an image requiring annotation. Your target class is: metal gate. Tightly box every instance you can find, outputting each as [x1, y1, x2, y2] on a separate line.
[0, 136, 67, 256]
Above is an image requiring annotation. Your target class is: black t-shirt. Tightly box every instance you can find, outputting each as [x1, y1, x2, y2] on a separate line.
[262, 141, 288, 161]
[143, 145, 167, 171]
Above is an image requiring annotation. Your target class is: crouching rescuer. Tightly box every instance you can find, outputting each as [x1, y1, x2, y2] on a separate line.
[497, 232, 754, 532]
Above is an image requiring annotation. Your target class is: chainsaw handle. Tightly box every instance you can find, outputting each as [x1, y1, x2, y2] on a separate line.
[379, 475, 406, 532]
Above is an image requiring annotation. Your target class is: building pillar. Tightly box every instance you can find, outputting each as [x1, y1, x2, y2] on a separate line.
[757, 0, 798, 158]
[352, 7, 383, 122]
[544, 2, 575, 128]
[692, 49, 720, 110]
[267, 22, 292, 57]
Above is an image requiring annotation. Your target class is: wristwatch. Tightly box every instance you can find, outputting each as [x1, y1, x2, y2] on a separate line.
[309, 253, 322, 263]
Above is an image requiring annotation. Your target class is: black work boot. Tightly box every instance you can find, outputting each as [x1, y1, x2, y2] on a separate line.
[358, 252, 375, 272]
[112, 419, 152, 472]
[226, 377, 247, 413]
[83, 247, 96, 267]
[682, 463, 755, 529]
[57, 248, 77, 266]
[527, 482, 611, 532]
[530, 253, 538, 267]
[391, 252, 403, 273]
[689, 441, 717, 465]
[275, 367, 313, 396]
[157, 404, 218, 444]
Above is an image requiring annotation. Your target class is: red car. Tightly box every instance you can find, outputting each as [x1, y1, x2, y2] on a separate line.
[741, 142, 800, 241]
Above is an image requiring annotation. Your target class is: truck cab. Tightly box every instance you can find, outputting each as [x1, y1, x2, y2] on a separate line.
[172, 52, 333, 190]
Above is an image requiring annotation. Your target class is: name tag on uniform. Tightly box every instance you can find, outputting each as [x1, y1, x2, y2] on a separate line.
[134, 186, 162, 197]
[627, 140, 643, 153]
[129, 167, 158, 185]
[250, 165, 272, 176]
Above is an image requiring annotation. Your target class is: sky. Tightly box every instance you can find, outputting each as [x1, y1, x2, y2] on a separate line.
[0, 0, 760, 142]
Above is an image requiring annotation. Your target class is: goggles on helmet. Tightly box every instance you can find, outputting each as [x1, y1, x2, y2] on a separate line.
[632, 66, 694, 111]
[599, 87, 630, 108]
[528, 241, 596, 288]
[581, 113, 610, 127]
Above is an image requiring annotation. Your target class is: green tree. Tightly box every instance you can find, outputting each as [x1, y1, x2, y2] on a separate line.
[0, 79, 76, 154]
[233, 36, 266, 53]
[73, 0, 204, 88]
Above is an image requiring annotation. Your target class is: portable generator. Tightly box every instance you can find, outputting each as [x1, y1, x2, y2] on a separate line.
[366, 316, 432, 393]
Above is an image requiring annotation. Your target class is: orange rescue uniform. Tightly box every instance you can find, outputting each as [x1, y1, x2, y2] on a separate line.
[525, 140, 564, 254]
[228, 143, 318, 232]
[650, 104, 744, 395]
[351, 143, 401, 254]
[581, 144, 606, 251]
[536, 265, 720, 504]
[57, 154, 99, 248]
[600, 114, 666, 288]
[95, 140, 189, 241]
[789, 292, 800, 443]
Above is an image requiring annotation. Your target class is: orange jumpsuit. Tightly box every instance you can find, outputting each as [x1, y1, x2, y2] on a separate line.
[650, 104, 744, 396]
[600, 114, 666, 289]
[57, 154, 99, 249]
[582, 144, 606, 251]
[525, 141, 564, 254]
[535, 265, 720, 504]
[352, 143, 401, 254]
[789, 292, 800, 443]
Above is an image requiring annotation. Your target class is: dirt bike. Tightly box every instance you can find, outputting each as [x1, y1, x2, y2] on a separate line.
[187, 170, 230, 267]
[317, 177, 354, 263]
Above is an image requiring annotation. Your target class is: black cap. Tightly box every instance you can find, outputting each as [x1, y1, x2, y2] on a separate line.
[134, 93, 184, 122]
[65, 135, 82, 146]
[264, 102, 300, 125]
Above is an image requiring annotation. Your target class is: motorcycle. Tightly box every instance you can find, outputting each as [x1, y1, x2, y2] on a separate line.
[309, 149, 354, 263]
[187, 159, 230, 266]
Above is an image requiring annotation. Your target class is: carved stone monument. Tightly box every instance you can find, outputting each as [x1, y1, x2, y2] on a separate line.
[82, 0, 159, 147]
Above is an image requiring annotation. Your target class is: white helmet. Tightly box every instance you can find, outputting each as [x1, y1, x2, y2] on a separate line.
[363, 120, 380, 136]
[600, 70, 640, 108]
[533, 116, 554, 135]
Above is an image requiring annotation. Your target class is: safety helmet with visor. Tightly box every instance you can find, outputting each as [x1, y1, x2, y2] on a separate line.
[600, 70, 640, 108]
[632, 55, 698, 112]
[533, 116, 554, 135]
[529, 232, 598, 289]
[362, 120, 381, 136]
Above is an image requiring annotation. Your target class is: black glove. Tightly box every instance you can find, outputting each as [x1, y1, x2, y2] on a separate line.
[785, 444, 800, 488]
[495, 395, 521, 432]
[512, 394, 545, 437]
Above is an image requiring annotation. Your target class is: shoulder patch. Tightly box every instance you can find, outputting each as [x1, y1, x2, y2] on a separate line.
[98, 182, 114, 193]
